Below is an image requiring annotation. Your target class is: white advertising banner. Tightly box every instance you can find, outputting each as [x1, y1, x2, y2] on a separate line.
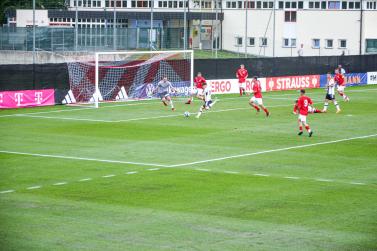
[207, 78, 267, 95]
[367, 72, 377, 85]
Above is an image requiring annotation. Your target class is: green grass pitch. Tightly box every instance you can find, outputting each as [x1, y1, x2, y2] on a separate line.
[0, 86, 376, 250]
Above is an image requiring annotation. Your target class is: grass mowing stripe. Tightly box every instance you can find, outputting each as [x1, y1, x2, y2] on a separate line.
[168, 134, 377, 167]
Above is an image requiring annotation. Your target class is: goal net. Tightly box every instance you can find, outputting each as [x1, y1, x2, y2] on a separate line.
[65, 50, 193, 108]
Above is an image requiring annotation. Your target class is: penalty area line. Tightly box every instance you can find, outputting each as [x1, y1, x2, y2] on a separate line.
[0, 150, 168, 168]
[168, 134, 377, 167]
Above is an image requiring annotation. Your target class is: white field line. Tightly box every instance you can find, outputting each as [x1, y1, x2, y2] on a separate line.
[315, 178, 334, 182]
[224, 171, 239, 174]
[11, 103, 295, 123]
[284, 176, 300, 180]
[195, 168, 211, 172]
[26, 185, 42, 190]
[126, 171, 138, 175]
[168, 134, 377, 167]
[147, 168, 160, 171]
[0, 190, 15, 194]
[1, 87, 375, 119]
[253, 173, 270, 177]
[0, 101, 160, 118]
[0, 150, 167, 168]
[79, 178, 92, 182]
[102, 174, 116, 178]
[53, 182, 67, 186]
[349, 182, 366, 185]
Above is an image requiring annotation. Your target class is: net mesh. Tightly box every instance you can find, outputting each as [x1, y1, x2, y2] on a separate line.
[66, 51, 192, 106]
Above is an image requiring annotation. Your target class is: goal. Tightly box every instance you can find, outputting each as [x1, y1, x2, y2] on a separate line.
[66, 50, 194, 108]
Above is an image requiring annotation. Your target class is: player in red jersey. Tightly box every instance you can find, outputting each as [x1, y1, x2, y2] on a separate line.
[293, 99, 322, 114]
[249, 77, 269, 117]
[236, 64, 248, 96]
[185, 72, 206, 104]
[334, 69, 349, 102]
[296, 89, 313, 137]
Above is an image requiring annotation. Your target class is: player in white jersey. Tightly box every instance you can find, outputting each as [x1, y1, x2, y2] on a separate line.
[196, 82, 217, 118]
[322, 76, 341, 113]
[155, 77, 176, 111]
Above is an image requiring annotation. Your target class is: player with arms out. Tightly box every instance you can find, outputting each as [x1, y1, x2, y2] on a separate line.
[196, 82, 217, 118]
[155, 76, 176, 111]
[322, 75, 341, 113]
[185, 72, 205, 104]
[249, 77, 270, 117]
[297, 89, 314, 137]
[236, 64, 248, 96]
[334, 69, 349, 102]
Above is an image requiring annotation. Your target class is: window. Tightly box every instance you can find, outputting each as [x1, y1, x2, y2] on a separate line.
[97, 1, 101, 7]
[325, 39, 333, 48]
[105, 0, 109, 7]
[123, 0, 127, 7]
[269, 1, 273, 8]
[366, 1, 377, 9]
[257, 1, 262, 8]
[355, 1, 361, 8]
[349, 1, 354, 8]
[235, 37, 243, 46]
[315, 1, 320, 7]
[285, 11, 297, 22]
[312, 39, 320, 48]
[278, 1, 284, 8]
[116, 0, 122, 7]
[328, 1, 340, 9]
[283, 38, 297, 47]
[298, 1, 303, 8]
[341, 1, 347, 8]
[292, 1, 297, 8]
[260, 37, 267, 47]
[248, 37, 255, 46]
[366, 39, 377, 53]
[309, 1, 314, 8]
[339, 39, 347, 48]
[263, 1, 268, 8]
[321, 1, 326, 8]
[238, 1, 243, 8]
[285, 1, 291, 8]
[93, 0, 97, 7]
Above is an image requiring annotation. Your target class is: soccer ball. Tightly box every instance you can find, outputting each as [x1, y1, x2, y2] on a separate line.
[184, 111, 190, 117]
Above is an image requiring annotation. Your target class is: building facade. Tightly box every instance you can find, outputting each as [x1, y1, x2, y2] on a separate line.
[5, 0, 377, 56]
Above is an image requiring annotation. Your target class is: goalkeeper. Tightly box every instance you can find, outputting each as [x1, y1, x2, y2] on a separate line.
[155, 77, 176, 111]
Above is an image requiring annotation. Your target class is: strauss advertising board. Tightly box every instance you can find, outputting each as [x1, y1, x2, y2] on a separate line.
[265, 75, 320, 91]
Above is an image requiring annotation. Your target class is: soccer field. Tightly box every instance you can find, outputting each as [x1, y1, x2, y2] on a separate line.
[0, 86, 376, 250]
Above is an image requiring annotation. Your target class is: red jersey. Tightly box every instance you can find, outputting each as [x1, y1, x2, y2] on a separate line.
[297, 96, 313, 116]
[334, 73, 345, 86]
[252, 80, 262, 98]
[236, 68, 248, 83]
[293, 103, 298, 114]
[194, 76, 206, 89]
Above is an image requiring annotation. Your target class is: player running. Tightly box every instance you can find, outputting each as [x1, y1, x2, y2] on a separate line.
[334, 69, 350, 102]
[196, 82, 217, 118]
[249, 76, 270, 117]
[185, 72, 205, 104]
[236, 64, 248, 96]
[293, 99, 322, 114]
[297, 89, 313, 137]
[322, 75, 341, 113]
[155, 77, 176, 111]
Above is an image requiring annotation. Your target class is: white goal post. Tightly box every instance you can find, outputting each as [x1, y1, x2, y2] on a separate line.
[66, 50, 194, 108]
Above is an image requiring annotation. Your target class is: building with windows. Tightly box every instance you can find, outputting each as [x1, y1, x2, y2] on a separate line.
[5, 0, 377, 56]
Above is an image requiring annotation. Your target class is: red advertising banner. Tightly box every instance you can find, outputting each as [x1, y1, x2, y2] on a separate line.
[208, 78, 267, 94]
[0, 89, 55, 109]
[266, 75, 320, 92]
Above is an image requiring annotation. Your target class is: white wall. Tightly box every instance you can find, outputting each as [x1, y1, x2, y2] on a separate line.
[16, 10, 49, 27]
[222, 9, 377, 57]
